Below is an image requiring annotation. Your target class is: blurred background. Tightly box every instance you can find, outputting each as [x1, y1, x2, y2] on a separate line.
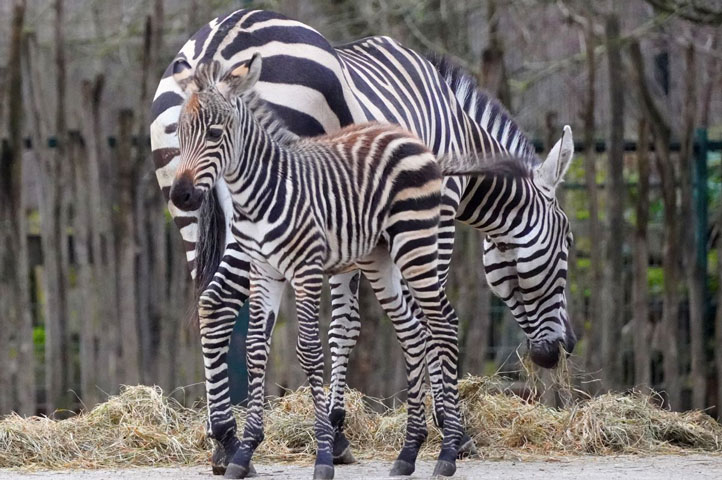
[0, 0, 721, 419]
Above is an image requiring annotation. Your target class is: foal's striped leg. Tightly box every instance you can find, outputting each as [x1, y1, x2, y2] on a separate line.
[386, 220, 463, 477]
[293, 263, 335, 480]
[225, 262, 285, 479]
[327, 271, 361, 464]
[197, 244, 251, 474]
[356, 250, 429, 476]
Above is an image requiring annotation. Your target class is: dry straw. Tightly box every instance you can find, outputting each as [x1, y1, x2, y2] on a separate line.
[1, 375, 720, 470]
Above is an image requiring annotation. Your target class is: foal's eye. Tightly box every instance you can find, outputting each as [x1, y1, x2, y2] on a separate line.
[496, 242, 511, 253]
[206, 128, 223, 140]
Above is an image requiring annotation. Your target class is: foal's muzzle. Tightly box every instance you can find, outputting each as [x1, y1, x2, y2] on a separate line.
[170, 174, 205, 211]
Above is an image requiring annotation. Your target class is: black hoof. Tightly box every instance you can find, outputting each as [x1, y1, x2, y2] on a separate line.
[432, 459, 456, 477]
[457, 435, 479, 459]
[313, 464, 334, 479]
[224, 463, 250, 479]
[389, 459, 415, 476]
[212, 445, 227, 475]
[333, 445, 357, 464]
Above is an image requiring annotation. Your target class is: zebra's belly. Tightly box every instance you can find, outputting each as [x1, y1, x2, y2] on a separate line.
[230, 219, 300, 278]
[321, 229, 383, 274]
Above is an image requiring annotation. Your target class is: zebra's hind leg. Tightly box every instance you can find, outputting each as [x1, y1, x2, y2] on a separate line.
[327, 271, 361, 465]
[196, 247, 252, 475]
[292, 265, 335, 480]
[387, 234, 463, 477]
[356, 249, 428, 477]
[225, 263, 285, 479]
[429, 197, 478, 460]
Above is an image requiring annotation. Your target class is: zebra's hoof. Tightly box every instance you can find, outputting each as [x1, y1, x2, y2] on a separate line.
[313, 464, 334, 479]
[389, 459, 415, 476]
[211, 445, 226, 475]
[224, 463, 251, 479]
[332, 445, 356, 464]
[457, 435, 479, 459]
[432, 459, 456, 477]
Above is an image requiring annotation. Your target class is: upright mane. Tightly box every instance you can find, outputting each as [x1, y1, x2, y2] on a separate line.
[239, 89, 300, 146]
[426, 54, 537, 164]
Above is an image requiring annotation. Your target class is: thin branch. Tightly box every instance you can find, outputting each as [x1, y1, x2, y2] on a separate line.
[644, 0, 722, 25]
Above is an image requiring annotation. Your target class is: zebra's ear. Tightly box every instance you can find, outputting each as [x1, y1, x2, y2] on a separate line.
[537, 125, 574, 189]
[219, 53, 263, 100]
[172, 58, 198, 95]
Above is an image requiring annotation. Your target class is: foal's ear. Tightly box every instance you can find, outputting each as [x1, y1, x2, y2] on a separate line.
[172, 58, 199, 95]
[537, 125, 574, 189]
[218, 53, 263, 100]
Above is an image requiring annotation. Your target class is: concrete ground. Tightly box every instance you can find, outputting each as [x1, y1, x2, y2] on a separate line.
[2, 455, 721, 479]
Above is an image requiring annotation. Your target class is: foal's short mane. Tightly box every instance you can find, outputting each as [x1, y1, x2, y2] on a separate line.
[239, 89, 300, 146]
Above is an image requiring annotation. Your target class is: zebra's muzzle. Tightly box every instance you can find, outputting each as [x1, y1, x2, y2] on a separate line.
[170, 173, 205, 211]
[528, 329, 576, 369]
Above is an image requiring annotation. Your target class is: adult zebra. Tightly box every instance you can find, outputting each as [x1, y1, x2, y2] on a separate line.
[150, 8, 576, 477]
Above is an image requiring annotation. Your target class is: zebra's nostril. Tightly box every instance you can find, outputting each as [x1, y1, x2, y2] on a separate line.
[170, 174, 200, 211]
[529, 339, 561, 369]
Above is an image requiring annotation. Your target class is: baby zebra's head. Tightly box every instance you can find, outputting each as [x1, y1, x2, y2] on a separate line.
[170, 54, 262, 211]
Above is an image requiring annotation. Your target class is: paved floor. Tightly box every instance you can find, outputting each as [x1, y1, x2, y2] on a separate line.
[2, 455, 722, 479]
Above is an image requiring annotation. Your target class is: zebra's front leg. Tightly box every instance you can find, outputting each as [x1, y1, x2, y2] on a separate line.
[225, 263, 285, 479]
[197, 245, 252, 475]
[294, 265, 335, 480]
[327, 271, 361, 465]
[357, 250, 429, 477]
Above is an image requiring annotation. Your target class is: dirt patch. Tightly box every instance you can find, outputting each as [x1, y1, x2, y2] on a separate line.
[2, 456, 722, 479]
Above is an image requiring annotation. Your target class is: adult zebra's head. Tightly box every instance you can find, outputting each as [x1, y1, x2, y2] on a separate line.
[483, 126, 577, 369]
[169, 54, 262, 212]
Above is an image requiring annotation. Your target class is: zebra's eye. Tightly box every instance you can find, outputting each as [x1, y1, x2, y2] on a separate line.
[206, 127, 223, 140]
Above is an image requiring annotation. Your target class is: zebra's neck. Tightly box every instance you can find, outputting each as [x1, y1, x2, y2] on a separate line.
[227, 104, 291, 219]
[461, 173, 544, 240]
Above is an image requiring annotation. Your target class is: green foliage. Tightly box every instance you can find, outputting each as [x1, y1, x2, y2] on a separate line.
[647, 266, 665, 296]
[33, 326, 45, 358]
[576, 257, 591, 270]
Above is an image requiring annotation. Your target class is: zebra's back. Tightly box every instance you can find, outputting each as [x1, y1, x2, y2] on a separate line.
[240, 122, 443, 275]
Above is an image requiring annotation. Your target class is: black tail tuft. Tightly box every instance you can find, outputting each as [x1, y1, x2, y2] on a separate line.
[437, 152, 533, 179]
[189, 187, 226, 326]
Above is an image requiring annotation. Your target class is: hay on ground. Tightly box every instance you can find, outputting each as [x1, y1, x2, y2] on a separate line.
[1, 376, 720, 469]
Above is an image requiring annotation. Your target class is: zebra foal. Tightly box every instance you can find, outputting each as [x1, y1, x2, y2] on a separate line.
[169, 54, 487, 479]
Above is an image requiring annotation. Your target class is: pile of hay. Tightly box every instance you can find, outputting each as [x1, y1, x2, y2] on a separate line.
[1, 376, 720, 469]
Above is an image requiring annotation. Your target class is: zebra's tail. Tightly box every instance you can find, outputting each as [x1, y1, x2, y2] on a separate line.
[437, 152, 532, 178]
[191, 187, 226, 324]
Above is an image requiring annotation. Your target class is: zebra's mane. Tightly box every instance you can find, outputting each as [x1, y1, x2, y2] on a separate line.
[239, 89, 300, 146]
[425, 54, 537, 164]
